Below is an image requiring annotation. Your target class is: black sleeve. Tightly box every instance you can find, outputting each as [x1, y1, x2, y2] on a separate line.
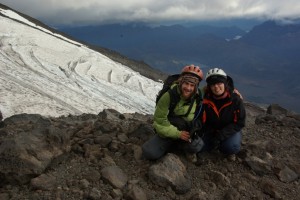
[218, 97, 246, 140]
[168, 116, 191, 131]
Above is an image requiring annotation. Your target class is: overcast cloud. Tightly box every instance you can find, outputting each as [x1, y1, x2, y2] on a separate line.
[1, 0, 300, 25]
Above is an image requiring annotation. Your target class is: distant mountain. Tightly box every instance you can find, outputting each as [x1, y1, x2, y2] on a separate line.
[59, 23, 246, 44]
[241, 20, 300, 61]
[58, 21, 300, 113]
[59, 23, 246, 69]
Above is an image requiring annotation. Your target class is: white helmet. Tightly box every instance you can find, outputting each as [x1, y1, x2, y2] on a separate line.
[205, 68, 227, 80]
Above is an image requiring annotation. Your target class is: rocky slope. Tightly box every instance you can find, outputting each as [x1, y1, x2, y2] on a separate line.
[0, 103, 299, 200]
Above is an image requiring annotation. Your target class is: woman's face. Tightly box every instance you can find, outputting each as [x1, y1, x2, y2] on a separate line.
[181, 81, 196, 99]
[209, 82, 225, 96]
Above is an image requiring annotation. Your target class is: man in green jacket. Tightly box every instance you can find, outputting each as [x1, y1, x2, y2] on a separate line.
[142, 65, 204, 161]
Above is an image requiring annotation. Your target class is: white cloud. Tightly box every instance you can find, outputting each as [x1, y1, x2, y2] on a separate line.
[1, 0, 300, 25]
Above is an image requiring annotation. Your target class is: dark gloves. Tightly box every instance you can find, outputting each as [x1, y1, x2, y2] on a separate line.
[189, 135, 204, 152]
[212, 138, 221, 150]
[189, 120, 203, 139]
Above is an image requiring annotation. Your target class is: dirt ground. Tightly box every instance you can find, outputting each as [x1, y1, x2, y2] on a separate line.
[0, 103, 299, 200]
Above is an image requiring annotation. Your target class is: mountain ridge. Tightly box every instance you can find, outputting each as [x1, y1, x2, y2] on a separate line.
[0, 4, 164, 118]
[0, 3, 166, 82]
[58, 20, 300, 113]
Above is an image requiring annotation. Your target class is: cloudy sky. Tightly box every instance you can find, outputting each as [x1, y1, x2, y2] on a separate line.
[1, 0, 300, 26]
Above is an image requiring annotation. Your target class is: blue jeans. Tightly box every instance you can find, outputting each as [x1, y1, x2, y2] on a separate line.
[201, 131, 242, 155]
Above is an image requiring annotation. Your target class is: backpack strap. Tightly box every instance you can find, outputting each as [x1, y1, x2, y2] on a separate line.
[193, 88, 203, 120]
[167, 85, 180, 116]
[184, 98, 195, 117]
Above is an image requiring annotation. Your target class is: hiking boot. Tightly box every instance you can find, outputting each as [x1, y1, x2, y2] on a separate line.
[227, 154, 236, 162]
[185, 152, 197, 163]
[194, 152, 204, 166]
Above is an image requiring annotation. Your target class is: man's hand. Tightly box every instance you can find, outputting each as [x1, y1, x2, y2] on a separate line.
[179, 131, 191, 142]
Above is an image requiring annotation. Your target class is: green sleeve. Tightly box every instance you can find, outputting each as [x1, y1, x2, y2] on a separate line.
[153, 92, 181, 139]
[153, 90, 197, 139]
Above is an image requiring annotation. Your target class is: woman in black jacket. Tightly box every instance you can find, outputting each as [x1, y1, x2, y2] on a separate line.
[199, 68, 246, 158]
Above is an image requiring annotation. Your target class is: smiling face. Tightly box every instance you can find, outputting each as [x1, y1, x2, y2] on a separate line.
[181, 81, 196, 99]
[209, 82, 225, 96]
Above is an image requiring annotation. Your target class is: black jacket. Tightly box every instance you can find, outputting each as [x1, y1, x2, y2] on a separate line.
[200, 90, 246, 141]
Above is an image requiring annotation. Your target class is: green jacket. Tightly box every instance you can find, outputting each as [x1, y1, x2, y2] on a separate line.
[153, 85, 197, 139]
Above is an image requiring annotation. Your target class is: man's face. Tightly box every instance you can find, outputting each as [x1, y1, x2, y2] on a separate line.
[181, 81, 196, 99]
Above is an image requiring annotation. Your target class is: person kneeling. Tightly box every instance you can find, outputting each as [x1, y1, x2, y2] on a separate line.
[142, 65, 204, 162]
[197, 68, 246, 161]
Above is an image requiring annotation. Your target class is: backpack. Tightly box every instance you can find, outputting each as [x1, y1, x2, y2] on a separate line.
[156, 74, 203, 117]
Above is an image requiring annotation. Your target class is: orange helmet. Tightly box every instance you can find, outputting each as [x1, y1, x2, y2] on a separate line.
[181, 65, 204, 81]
